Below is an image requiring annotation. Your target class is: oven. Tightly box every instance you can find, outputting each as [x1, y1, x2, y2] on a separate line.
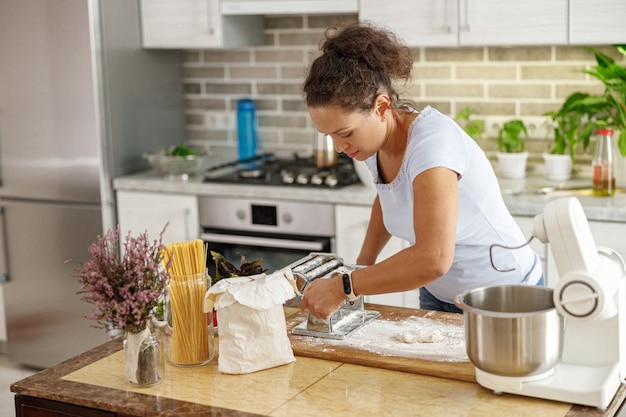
[199, 196, 335, 279]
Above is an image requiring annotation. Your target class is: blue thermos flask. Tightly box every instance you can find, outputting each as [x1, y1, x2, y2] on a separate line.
[237, 98, 257, 160]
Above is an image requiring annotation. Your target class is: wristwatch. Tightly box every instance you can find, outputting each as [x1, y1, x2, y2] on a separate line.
[342, 272, 359, 304]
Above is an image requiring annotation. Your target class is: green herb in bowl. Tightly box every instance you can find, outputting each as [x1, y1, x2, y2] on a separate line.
[144, 144, 208, 180]
[166, 144, 204, 157]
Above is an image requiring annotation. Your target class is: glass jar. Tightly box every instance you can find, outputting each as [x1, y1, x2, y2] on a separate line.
[592, 129, 616, 197]
[124, 327, 163, 387]
[165, 271, 215, 366]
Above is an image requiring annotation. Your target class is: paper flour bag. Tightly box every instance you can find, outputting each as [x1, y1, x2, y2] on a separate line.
[204, 270, 296, 374]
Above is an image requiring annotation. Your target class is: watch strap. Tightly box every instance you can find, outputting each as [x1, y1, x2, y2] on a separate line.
[342, 272, 358, 302]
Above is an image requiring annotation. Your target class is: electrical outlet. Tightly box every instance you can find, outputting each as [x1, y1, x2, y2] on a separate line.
[484, 116, 551, 140]
[206, 112, 234, 130]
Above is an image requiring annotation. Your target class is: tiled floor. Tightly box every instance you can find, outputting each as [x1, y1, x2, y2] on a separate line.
[0, 354, 38, 417]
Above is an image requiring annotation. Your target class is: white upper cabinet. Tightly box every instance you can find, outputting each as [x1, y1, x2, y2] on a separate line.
[459, 0, 567, 46]
[361, 0, 567, 47]
[364, 0, 626, 47]
[569, 0, 626, 45]
[360, 1, 459, 47]
[221, 0, 358, 15]
[140, 0, 264, 49]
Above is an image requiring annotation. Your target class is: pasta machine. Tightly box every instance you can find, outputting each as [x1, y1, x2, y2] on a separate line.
[286, 253, 380, 339]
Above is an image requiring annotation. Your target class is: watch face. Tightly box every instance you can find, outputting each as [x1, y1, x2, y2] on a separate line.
[342, 274, 351, 294]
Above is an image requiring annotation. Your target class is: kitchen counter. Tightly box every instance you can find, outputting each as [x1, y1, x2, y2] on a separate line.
[113, 169, 626, 222]
[114, 169, 379, 206]
[10, 305, 626, 417]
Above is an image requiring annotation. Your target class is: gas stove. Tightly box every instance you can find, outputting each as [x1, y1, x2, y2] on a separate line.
[203, 153, 359, 188]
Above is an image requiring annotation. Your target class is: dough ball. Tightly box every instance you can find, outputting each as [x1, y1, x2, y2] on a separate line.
[396, 328, 444, 344]
[397, 331, 418, 344]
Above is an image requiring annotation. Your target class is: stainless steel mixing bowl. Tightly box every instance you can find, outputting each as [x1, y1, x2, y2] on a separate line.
[454, 285, 564, 377]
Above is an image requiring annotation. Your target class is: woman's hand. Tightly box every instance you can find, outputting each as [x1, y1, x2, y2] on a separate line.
[301, 273, 347, 320]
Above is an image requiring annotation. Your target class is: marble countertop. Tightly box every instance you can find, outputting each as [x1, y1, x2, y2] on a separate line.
[114, 168, 626, 222]
[113, 169, 379, 206]
[10, 305, 626, 417]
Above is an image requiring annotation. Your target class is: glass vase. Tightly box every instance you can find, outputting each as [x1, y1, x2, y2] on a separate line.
[165, 270, 215, 366]
[123, 327, 163, 386]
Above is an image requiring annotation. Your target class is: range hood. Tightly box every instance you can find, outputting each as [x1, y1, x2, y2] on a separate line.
[221, 0, 358, 15]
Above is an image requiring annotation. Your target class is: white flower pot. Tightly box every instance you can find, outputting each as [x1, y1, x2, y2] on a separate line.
[543, 153, 572, 182]
[496, 151, 528, 179]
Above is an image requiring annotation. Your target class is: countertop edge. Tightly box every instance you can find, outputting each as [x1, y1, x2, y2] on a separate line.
[113, 171, 626, 222]
[10, 339, 258, 417]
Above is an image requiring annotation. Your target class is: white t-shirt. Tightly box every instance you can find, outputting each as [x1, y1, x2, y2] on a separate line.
[365, 106, 542, 304]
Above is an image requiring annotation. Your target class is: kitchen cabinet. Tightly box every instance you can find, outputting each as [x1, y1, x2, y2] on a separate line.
[116, 190, 199, 245]
[360, 0, 567, 47]
[16, 396, 116, 417]
[139, 0, 263, 49]
[221, 0, 358, 15]
[569, 0, 626, 44]
[335, 204, 417, 308]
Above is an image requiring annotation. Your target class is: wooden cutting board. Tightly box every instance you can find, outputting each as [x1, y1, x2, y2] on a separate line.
[286, 304, 476, 383]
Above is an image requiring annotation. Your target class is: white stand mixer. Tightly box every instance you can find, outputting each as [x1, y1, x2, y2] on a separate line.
[477, 197, 626, 409]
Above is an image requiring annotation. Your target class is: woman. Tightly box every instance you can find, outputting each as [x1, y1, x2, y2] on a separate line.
[300, 22, 542, 319]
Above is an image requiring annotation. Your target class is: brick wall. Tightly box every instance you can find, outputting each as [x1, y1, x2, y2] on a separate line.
[182, 14, 622, 161]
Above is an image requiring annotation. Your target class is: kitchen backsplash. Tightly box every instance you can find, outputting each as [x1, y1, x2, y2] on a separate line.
[182, 14, 623, 163]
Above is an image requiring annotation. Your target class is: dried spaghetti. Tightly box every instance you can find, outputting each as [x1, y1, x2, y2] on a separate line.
[162, 239, 211, 365]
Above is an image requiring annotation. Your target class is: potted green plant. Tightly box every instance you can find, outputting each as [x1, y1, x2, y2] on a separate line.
[495, 119, 529, 179]
[543, 92, 609, 181]
[454, 106, 485, 141]
[582, 46, 626, 156]
[540, 46, 625, 183]
[544, 92, 597, 159]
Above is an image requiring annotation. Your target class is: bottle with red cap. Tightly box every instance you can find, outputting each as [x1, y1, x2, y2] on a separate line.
[592, 129, 616, 196]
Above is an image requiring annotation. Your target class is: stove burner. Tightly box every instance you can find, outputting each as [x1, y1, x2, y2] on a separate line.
[203, 154, 359, 188]
[239, 168, 264, 179]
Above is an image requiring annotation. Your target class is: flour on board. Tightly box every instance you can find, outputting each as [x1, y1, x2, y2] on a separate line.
[300, 314, 468, 362]
[396, 327, 444, 344]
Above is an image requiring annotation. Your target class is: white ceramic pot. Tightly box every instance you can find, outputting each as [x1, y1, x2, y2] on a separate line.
[496, 151, 528, 179]
[543, 152, 572, 182]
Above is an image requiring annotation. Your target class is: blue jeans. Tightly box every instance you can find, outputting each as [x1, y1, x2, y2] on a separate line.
[419, 288, 463, 313]
[419, 275, 545, 314]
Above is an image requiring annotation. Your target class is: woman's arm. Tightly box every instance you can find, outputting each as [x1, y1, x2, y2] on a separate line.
[302, 167, 459, 319]
[356, 195, 392, 265]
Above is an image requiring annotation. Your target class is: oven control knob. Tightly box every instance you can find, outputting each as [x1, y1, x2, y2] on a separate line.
[296, 173, 309, 185]
[282, 171, 295, 184]
[282, 213, 293, 224]
[311, 173, 324, 185]
[236, 209, 246, 220]
[325, 174, 338, 187]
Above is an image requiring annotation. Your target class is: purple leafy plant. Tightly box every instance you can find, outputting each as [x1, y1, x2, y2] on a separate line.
[68, 225, 170, 335]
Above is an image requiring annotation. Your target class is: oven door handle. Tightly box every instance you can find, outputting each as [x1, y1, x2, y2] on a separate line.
[200, 232, 325, 251]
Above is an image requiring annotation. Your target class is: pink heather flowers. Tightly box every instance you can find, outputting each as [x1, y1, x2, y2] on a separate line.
[70, 225, 170, 334]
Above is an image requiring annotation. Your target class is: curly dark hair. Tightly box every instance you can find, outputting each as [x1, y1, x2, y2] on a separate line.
[303, 21, 413, 113]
